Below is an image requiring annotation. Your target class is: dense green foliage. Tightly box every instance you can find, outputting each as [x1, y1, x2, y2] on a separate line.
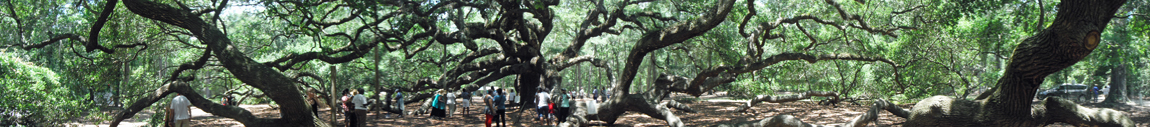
[0, 52, 77, 126]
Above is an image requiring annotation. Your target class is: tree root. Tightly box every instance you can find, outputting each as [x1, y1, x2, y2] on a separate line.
[735, 91, 840, 112]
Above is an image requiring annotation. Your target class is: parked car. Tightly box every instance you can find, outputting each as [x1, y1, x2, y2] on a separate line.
[1036, 83, 1092, 102]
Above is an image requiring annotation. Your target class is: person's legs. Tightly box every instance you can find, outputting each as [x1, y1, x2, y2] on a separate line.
[462, 102, 470, 116]
[176, 119, 191, 127]
[356, 109, 367, 127]
[438, 107, 445, 118]
[557, 107, 566, 123]
[485, 113, 493, 127]
[443, 103, 453, 117]
[536, 106, 546, 121]
[497, 109, 507, 127]
[398, 101, 405, 118]
[345, 111, 356, 127]
[430, 108, 439, 118]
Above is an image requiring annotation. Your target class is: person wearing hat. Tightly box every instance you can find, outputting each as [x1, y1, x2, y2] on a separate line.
[392, 88, 405, 118]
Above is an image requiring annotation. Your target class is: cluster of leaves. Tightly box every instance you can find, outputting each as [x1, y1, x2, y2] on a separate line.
[0, 52, 88, 126]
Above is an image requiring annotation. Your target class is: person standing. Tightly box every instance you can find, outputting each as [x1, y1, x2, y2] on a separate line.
[431, 90, 447, 119]
[353, 88, 369, 127]
[534, 87, 551, 125]
[307, 88, 320, 116]
[446, 90, 457, 117]
[494, 89, 508, 127]
[510, 89, 518, 106]
[461, 90, 472, 116]
[341, 89, 355, 127]
[557, 89, 571, 123]
[168, 93, 192, 127]
[605, 87, 612, 100]
[592, 87, 600, 102]
[507, 90, 516, 106]
[579, 87, 585, 99]
[1093, 86, 1101, 102]
[393, 89, 405, 118]
[483, 90, 495, 127]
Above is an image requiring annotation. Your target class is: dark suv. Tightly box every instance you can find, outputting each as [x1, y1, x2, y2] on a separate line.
[1036, 83, 1092, 102]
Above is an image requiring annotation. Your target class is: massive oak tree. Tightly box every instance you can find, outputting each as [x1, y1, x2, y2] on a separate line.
[3, 0, 1138, 127]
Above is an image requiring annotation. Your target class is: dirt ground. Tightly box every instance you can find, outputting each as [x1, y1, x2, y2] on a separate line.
[77, 93, 1150, 127]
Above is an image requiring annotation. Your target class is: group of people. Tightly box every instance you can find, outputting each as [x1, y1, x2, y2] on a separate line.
[532, 86, 612, 125]
[427, 87, 512, 127]
[340, 88, 369, 127]
[341, 88, 409, 127]
[162, 85, 613, 127]
[534, 87, 581, 125]
[481, 88, 509, 127]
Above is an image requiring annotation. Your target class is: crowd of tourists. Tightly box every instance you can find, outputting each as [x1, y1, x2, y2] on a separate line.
[165, 84, 613, 127]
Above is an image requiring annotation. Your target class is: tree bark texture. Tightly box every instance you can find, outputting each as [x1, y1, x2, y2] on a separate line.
[904, 0, 1134, 126]
[717, 99, 909, 127]
[555, 0, 738, 126]
[112, 82, 326, 126]
[1103, 63, 1127, 103]
[115, 0, 318, 126]
[734, 91, 840, 112]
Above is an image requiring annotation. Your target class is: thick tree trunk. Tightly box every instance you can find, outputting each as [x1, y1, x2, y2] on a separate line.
[903, 0, 1134, 126]
[740, 0, 1135, 126]
[555, 0, 737, 126]
[517, 73, 542, 109]
[1103, 64, 1127, 103]
[115, 0, 318, 126]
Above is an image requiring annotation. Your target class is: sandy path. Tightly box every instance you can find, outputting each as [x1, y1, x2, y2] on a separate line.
[67, 93, 1149, 127]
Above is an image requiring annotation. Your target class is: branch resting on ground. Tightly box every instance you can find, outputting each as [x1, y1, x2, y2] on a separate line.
[718, 99, 910, 127]
[734, 91, 841, 112]
[111, 81, 327, 127]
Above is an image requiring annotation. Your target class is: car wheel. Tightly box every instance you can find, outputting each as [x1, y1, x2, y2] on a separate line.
[1077, 95, 1088, 103]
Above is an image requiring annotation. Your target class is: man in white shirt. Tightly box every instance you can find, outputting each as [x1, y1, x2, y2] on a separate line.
[534, 88, 550, 124]
[510, 90, 518, 106]
[168, 93, 192, 127]
[352, 88, 368, 127]
[445, 90, 456, 117]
